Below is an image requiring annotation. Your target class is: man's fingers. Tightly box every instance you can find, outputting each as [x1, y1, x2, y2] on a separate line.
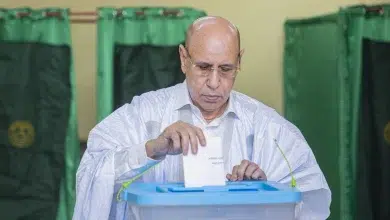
[194, 127, 206, 146]
[244, 162, 258, 180]
[228, 161, 266, 182]
[231, 165, 239, 181]
[227, 159, 267, 182]
[170, 132, 181, 153]
[163, 122, 206, 156]
[237, 160, 250, 180]
[186, 127, 198, 154]
[177, 129, 190, 155]
[251, 168, 267, 180]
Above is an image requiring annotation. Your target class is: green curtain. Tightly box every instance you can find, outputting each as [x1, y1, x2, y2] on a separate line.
[284, 4, 390, 220]
[96, 7, 207, 121]
[0, 8, 79, 220]
[284, 14, 346, 220]
[359, 38, 390, 220]
[344, 6, 390, 220]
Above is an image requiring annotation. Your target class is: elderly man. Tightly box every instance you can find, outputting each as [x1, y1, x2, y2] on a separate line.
[73, 16, 331, 220]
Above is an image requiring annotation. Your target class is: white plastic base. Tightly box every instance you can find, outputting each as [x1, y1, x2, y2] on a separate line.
[129, 204, 296, 220]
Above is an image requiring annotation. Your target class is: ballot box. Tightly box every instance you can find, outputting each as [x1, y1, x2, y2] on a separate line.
[122, 181, 301, 220]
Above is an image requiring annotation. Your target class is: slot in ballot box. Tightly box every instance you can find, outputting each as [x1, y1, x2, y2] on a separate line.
[121, 181, 301, 220]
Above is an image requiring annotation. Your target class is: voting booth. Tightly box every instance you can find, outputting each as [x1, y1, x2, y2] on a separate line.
[122, 181, 301, 220]
[283, 4, 390, 220]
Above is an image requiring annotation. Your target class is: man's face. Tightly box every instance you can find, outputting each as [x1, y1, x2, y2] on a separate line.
[179, 35, 242, 114]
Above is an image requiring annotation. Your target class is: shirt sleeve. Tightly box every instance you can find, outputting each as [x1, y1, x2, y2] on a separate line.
[252, 109, 332, 220]
[114, 141, 160, 183]
[72, 96, 162, 220]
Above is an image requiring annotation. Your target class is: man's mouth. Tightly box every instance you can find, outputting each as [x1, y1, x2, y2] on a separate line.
[203, 95, 220, 102]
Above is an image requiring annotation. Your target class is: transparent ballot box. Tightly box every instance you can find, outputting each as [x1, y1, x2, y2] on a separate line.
[122, 181, 301, 220]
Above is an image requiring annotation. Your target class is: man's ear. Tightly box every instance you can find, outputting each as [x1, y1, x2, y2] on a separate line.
[179, 44, 187, 74]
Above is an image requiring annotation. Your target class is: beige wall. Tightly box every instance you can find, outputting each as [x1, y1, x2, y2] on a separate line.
[3, 0, 384, 140]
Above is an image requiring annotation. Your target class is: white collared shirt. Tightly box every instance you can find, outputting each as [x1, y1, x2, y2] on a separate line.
[73, 81, 331, 220]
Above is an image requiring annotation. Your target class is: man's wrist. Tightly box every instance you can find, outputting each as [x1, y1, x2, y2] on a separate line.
[145, 139, 165, 160]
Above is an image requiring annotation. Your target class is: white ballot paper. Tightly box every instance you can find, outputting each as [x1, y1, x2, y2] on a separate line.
[182, 135, 226, 188]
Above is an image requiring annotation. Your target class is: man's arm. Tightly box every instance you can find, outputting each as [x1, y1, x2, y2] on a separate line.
[72, 97, 161, 220]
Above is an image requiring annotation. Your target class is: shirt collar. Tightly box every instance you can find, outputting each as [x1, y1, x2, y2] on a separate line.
[173, 81, 241, 120]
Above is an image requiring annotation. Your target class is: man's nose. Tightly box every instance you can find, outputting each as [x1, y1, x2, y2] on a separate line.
[206, 69, 220, 89]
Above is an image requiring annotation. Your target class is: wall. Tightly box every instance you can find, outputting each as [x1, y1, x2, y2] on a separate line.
[2, 0, 382, 140]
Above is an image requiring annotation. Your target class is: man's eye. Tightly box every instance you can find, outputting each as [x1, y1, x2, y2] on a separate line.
[198, 65, 210, 71]
[220, 67, 233, 72]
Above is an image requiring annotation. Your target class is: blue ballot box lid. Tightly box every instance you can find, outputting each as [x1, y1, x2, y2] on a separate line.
[122, 181, 301, 206]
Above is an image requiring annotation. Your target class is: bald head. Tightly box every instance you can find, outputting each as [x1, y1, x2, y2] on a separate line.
[185, 16, 241, 52]
[178, 16, 243, 120]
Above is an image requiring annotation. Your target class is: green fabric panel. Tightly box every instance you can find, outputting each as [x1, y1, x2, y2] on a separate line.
[342, 4, 390, 40]
[98, 7, 206, 46]
[0, 42, 70, 220]
[56, 14, 80, 220]
[96, 7, 206, 121]
[358, 38, 390, 220]
[284, 16, 346, 220]
[339, 5, 390, 220]
[340, 6, 390, 166]
[284, 4, 390, 220]
[0, 8, 72, 44]
[340, 6, 390, 172]
[113, 44, 185, 109]
[0, 8, 79, 220]
[334, 12, 356, 220]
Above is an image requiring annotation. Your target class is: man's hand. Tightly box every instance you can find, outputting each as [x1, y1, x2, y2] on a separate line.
[226, 160, 267, 181]
[145, 121, 206, 160]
